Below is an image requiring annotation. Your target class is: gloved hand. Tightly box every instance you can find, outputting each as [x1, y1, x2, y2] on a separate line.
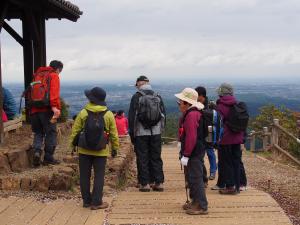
[180, 156, 189, 166]
[111, 149, 117, 158]
[51, 107, 61, 118]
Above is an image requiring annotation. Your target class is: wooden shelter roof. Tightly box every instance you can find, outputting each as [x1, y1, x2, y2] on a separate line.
[5, 0, 83, 22]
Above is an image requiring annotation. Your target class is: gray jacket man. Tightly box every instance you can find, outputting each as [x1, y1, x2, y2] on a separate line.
[128, 75, 166, 192]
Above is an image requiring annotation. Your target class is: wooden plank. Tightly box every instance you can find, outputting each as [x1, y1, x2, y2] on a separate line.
[28, 200, 64, 225]
[47, 200, 78, 225]
[84, 210, 106, 225]
[64, 205, 91, 225]
[0, 197, 33, 225]
[3, 117, 22, 127]
[0, 197, 18, 213]
[3, 122, 22, 132]
[4, 199, 45, 225]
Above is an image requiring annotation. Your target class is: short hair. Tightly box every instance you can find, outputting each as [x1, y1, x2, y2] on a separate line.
[50, 60, 63, 71]
[117, 110, 124, 116]
[195, 86, 207, 97]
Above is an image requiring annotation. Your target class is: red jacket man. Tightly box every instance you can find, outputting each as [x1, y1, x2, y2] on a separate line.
[30, 60, 63, 167]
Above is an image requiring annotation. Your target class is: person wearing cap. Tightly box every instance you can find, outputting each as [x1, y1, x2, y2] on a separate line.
[176, 88, 208, 215]
[128, 75, 166, 192]
[216, 83, 245, 195]
[70, 87, 119, 210]
[30, 60, 63, 166]
[195, 86, 218, 182]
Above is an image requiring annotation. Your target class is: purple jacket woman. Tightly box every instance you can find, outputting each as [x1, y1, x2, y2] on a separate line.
[217, 95, 244, 145]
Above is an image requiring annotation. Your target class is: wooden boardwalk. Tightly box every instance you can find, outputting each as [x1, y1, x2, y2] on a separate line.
[0, 145, 292, 225]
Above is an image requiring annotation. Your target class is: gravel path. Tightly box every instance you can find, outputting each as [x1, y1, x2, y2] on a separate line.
[244, 152, 300, 225]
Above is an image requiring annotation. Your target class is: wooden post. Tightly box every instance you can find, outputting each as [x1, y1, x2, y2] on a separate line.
[250, 130, 256, 152]
[263, 127, 269, 150]
[22, 15, 34, 122]
[0, 40, 3, 144]
[272, 119, 279, 146]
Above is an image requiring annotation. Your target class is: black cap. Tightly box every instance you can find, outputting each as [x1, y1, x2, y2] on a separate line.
[135, 75, 149, 86]
[195, 86, 207, 97]
[84, 87, 106, 106]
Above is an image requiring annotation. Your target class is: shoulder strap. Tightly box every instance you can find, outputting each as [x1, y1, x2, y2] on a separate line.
[182, 107, 201, 124]
[137, 90, 146, 96]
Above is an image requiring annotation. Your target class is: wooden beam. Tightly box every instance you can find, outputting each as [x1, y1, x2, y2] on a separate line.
[0, 0, 9, 32]
[3, 21, 24, 46]
[274, 144, 300, 166]
[0, 41, 4, 143]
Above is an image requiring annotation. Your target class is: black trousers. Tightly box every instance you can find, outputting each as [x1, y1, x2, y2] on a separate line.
[31, 111, 57, 161]
[203, 164, 208, 183]
[135, 135, 164, 186]
[240, 160, 247, 186]
[216, 148, 226, 188]
[79, 154, 107, 206]
[220, 144, 242, 191]
[187, 151, 208, 210]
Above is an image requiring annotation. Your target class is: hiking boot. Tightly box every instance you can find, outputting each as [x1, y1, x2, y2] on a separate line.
[33, 152, 41, 167]
[135, 183, 141, 188]
[182, 201, 192, 210]
[209, 173, 216, 180]
[211, 185, 224, 190]
[91, 202, 109, 210]
[186, 202, 208, 215]
[83, 203, 91, 208]
[139, 184, 151, 192]
[152, 183, 164, 192]
[43, 159, 61, 165]
[219, 187, 239, 195]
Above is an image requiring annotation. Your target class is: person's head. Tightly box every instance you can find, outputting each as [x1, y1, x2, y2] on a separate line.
[135, 75, 149, 89]
[112, 110, 117, 116]
[175, 88, 204, 113]
[49, 60, 63, 74]
[195, 86, 207, 104]
[217, 83, 234, 97]
[84, 87, 106, 106]
[117, 110, 124, 117]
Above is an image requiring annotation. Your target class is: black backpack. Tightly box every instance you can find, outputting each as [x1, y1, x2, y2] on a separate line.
[181, 108, 223, 149]
[136, 90, 162, 129]
[226, 102, 249, 133]
[77, 110, 108, 151]
[201, 108, 223, 148]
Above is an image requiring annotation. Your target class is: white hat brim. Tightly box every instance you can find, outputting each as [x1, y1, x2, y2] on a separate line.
[175, 93, 204, 110]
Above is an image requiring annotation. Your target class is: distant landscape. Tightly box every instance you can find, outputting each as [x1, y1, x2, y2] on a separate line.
[4, 81, 300, 118]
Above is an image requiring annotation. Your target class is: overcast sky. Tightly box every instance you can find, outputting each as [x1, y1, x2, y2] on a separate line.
[1, 0, 300, 83]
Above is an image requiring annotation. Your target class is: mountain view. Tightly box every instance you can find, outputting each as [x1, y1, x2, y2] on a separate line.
[5, 81, 300, 117]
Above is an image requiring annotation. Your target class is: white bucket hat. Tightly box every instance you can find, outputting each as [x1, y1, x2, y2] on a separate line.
[175, 88, 204, 110]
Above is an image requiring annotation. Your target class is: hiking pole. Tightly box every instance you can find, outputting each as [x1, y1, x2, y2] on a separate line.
[181, 164, 190, 204]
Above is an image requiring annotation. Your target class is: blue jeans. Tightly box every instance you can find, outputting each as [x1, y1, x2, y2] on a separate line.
[206, 148, 217, 175]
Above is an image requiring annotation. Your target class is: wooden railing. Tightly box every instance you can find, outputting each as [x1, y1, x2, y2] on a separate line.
[248, 119, 300, 166]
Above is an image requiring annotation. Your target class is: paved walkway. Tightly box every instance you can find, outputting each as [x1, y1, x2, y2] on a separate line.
[0, 145, 292, 225]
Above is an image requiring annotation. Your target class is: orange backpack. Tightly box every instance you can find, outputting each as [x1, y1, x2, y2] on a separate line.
[27, 70, 51, 108]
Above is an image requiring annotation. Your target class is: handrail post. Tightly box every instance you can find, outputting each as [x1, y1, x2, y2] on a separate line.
[272, 119, 279, 146]
[250, 130, 256, 152]
[263, 127, 269, 150]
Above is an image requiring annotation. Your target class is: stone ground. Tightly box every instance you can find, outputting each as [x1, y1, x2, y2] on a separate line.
[0, 144, 293, 225]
